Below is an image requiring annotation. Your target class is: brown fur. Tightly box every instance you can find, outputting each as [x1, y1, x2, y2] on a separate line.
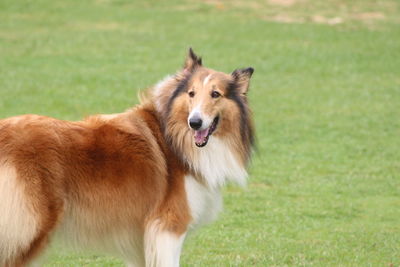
[0, 49, 254, 266]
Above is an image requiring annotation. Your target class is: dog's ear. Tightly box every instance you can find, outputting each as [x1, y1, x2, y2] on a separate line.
[183, 48, 202, 73]
[231, 67, 254, 95]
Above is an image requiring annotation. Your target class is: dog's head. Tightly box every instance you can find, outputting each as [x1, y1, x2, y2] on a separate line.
[182, 49, 254, 147]
[154, 48, 255, 163]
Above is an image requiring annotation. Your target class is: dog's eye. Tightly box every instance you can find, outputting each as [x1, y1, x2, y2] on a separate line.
[211, 91, 221, 98]
[188, 91, 195, 98]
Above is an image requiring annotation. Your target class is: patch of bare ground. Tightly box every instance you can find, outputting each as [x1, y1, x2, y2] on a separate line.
[201, 0, 398, 26]
[311, 15, 344, 25]
[352, 12, 385, 21]
[268, 0, 299, 7]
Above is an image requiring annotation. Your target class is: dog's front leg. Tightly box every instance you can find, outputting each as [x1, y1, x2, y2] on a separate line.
[144, 220, 187, 267]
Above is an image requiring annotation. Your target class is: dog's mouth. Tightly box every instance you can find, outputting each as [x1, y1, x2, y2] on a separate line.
[194, 116, 219, 147]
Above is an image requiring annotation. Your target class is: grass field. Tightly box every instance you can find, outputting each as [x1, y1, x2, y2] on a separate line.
[1, 0, 400, 266]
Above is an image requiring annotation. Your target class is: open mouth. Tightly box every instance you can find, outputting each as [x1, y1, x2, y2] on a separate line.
[194, 116, 219, 147]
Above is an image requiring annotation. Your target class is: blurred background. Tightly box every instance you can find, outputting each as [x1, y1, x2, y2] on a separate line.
[1, 0, 399, 266]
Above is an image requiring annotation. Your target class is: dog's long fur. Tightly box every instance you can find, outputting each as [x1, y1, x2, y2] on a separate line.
[0, 49, 254, 267]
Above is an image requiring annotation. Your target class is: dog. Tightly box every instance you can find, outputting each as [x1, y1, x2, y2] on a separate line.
[0, 49, 254, 267]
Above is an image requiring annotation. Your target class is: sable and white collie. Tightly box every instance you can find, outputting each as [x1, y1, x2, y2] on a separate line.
[0, 49, 254, 267]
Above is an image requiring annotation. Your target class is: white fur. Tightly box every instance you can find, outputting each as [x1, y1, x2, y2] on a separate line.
[99, 113, 120, 120]
[192, 137, 248, 190]
[153, 75, 173, 97]
[0, 164, 39, 265]
[144, 220, 186, 267]
[153, 75, 173, 112]
[188, 104, 213, 131]
[203, 74, 212, 86]
[184, 175, 222, 229]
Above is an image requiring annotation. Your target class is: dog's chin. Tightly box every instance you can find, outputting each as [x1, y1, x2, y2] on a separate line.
[193, 116, 219, 148]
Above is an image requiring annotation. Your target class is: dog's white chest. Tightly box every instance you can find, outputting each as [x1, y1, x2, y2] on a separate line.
[184, 175, 222, 229]
[184, 137, 248, 228]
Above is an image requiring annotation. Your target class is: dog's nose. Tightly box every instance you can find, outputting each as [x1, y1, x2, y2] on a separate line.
[189, 117, 202, 130]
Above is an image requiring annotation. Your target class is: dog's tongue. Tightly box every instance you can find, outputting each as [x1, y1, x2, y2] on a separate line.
[194, 128, 209, 144]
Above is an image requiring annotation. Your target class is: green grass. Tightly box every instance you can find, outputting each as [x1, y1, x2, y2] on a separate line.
[1, 0, 399, 266]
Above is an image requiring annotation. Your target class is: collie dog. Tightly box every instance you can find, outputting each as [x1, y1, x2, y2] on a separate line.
[0, 49, 254, 267]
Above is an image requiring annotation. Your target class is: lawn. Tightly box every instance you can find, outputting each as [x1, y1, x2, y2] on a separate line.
[1, 0, 399, 266]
